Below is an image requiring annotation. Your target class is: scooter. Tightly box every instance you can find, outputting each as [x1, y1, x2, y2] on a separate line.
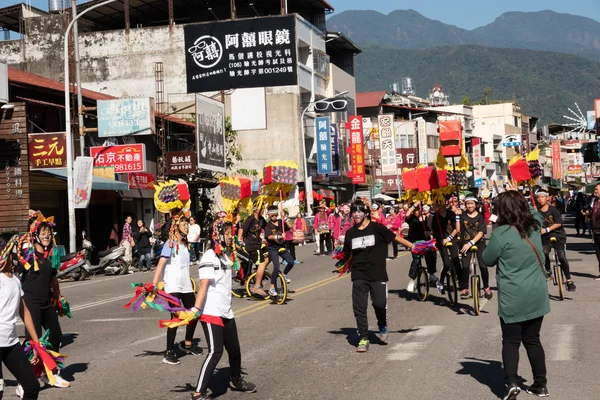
[83, 232, 129, 275]
[57, 249, 89, 281]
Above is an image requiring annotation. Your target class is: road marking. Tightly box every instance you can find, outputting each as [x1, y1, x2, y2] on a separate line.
[70, 294, 133, 311]
[85, 317, 158, 323]
[550, 324, 575, 361]
[387, 325, 446, 361]
[60, 275, 127, 289]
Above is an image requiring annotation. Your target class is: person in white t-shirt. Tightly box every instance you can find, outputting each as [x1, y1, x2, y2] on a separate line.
[152, 216, 203, 366]
[0, 233, 41, 400]
[191, 221, 256, 400]
[187, 216, 201, 263]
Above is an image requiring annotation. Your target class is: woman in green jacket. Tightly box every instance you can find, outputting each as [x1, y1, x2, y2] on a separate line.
[483, 188, 550, 400]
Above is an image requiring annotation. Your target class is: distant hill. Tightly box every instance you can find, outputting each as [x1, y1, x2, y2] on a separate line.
[354, 45, 600, 123]
[328, 9, 600, 60]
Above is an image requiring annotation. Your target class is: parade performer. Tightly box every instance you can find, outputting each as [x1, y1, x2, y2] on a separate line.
[191, 221, 257, 399]
[333, 203, 353, 252]
[0, 233, 41, 400]
[151, 180, 202, 365]
[15, 213, 70, 388]
[237, 204, 269, 297]
[338, 200, 414, 352]
[265, 206, 297, 292]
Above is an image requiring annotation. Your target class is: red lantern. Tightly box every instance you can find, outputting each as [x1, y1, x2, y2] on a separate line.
[417, 166, 440, 192]
[439, 120, 463, 157]
[509, 159, 531, 182]
[402, 169, 418, 191]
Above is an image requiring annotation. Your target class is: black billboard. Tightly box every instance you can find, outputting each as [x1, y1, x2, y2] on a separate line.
[184, 15, 298, 93]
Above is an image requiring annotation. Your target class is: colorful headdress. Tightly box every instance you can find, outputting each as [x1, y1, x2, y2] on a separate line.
[16, 211, 60, 271]
[0, 234, 19, 272]
[154, 180, 192, 252]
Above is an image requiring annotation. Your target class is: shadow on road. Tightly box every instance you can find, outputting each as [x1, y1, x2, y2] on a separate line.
[60, 362, 89, 381]
[171, 367, 250, 398]
[570, 271, 599, 279]
[456, 357, 506, 399]
[327, 327, 387, 346]
[389, 289, 484, 316]
[61, 333, 79, 348]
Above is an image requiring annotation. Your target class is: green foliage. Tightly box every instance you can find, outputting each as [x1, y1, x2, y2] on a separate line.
[354, 45, 600, 124]
[462, 96, 472, 106]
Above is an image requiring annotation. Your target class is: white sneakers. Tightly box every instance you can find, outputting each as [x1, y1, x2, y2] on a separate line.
[40, 372, 71, 388]
[407, 279, 416, 292]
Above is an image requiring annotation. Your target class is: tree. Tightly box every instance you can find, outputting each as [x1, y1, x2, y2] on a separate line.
[463, 96, 472, 106]
[225, 117, 243, 171]
[482, 86, 494, 105]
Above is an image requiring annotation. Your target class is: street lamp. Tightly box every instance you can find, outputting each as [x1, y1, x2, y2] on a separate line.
[300, 90, 349, 216]
[64, 0, 118, 252]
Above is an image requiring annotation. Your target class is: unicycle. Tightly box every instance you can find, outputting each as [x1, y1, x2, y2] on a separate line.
[443, 242, 458, 307]
[245, 270, 288, 305]
[550, 237, 564, 301]
[416, 257, 429, 301]
[469, 246, 482, 316]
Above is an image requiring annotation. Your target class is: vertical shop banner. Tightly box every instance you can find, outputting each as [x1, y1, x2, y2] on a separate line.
[377, 114, 396, 176]
[472, 137, 482, 188]
[97, 98, 156, 137]
[329, 123, 340, 177]
[552, 140, 562, 180]
[348, 116, 365, 184]
[306, 177, 313, 207]
[28, 133, 67, 170]
[196, 94, 226, 173]
[417, 119, 428, 165]
[316, 117, 332, 174]
[184, 15, 297, 93]
[73, 156, 94, 209]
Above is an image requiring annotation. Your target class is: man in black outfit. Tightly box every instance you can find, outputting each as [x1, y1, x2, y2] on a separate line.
[430, 198, 461, 295]
[342, 200, 414, 353]
[237, 205, 269, 297]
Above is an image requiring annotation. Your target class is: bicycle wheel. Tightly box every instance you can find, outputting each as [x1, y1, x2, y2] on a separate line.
[231, 270, 247, 298]
[554, 265, 564, 301]
[190, 277, 197, 294]
[446, 271, 458, 307]
[416, 267, 429, 301]
[245, 271, 271, 300]
[270, 273, 288, 305]
[471, 275, 481, 316]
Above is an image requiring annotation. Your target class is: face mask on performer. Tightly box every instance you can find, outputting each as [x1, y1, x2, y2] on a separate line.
[351, 201, 369, 225]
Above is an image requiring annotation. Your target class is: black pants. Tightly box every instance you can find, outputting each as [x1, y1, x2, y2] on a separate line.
[268, 247, 295, 284]
[500, 316, 547, 387]
[575, 212, 586, 234]
[460, 244, 490, 289]
[319, 232, 332, 254]
[408, 252, 437, 280]
[352, 280, 387, 339]
[166, 292, 198, 351]
[593, 233, 600, 272]
[285, 240, 296, 260]
[438, 243, 462, 285]
[195, 318, 242, 394]
[543, 241, 571, 280]
[25, 303, 63, 351]
[0, 343, 40, 399]
[391, 242, 399, 258]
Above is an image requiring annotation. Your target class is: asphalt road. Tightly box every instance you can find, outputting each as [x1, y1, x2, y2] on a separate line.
[4, 220, 600, 399]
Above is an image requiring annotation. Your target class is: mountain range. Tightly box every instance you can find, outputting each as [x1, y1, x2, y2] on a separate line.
[328, 10, 600, 123]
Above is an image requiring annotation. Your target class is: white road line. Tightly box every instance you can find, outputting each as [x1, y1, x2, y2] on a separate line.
[387, 325, 445, 361]
[85, 317, 158, 323]
[60, 275, 129, 289]
[550, 324, 576, 361]
[70, 294, 133, 311]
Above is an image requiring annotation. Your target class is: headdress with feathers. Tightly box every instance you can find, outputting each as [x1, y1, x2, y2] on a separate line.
[17, 211, 60, 271]
[154, 180, 192, 254]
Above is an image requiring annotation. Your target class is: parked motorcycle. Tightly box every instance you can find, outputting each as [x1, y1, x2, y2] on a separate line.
[83, 232, 129, 275]
[57, 249, 89, 281]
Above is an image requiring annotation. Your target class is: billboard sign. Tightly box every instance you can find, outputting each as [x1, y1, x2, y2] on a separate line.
[330, 123, 340, 177]
[348, 116, 365, 184]
[196, 94, 226, 173]
[316, 117, 332, 174]
[184, 15, 297, 93]
[167, 151, 197, 175]
[97, 98, 156, 137]
[472, 137, 483, 187]
[28, 132, 67, 170]
[552, 140, 562, 180]
[587, 110, 597, 130]
[90, 144, 146, 173]
[378, 114, 396, 176]
[128, 172, 155, 190]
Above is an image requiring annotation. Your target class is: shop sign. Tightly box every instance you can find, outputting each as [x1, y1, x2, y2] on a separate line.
[567, 165, 582, 175]
[73, 156, 94, 209]
[128, 172, 155, 190]
[347, 116, 365, 184]
[552, 140, 562, 180]
[316, 117, 332, 174]
[472, 137, 482, 188]
[167, 151, 197, 175]
[374, 148, 418, 193]
[184, 15, 297, 93]
[1, 139, 23, 200]
[0, 62, 7, 104]
[28, 132, 67, 170]
[196, 94, 226, 173]
[90, 144, 146, 173]
[378, 114, 396, 176]
[329, 123, 340, 177]
[97, 98, 155, 137]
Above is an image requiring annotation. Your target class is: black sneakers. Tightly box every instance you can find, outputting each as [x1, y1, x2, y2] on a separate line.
[191, 392, 210, 400]
[229, 378, 257, 393]
[503, 383, 521, 400]
[526, 384, 549, 397]
[566, 281, 576, 292]
[179, 341, 204, 356]
[162, 350, 180, 365]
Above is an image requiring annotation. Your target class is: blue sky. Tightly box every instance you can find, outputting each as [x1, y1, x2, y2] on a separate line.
[329, 0, 600, 29]
[2, 0, 598, 30]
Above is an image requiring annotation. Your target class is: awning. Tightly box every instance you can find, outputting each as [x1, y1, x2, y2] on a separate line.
[40, 169, 129, 191]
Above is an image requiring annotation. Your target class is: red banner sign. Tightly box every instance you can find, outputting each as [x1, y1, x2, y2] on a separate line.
[28, 132, 67, 170]
[347, 116, 365, 184]
[567, 165, 582, 175]
[128, 172, 155, 189]
[552, 140, 562, 180]
[373, 147, 418, 193]
[90, 144, 146, 174]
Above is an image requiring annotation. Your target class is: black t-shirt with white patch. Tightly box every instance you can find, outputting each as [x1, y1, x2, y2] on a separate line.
[241, 215, 267, 250]
[539, 206, 567, 244]
[343, 221, 396, 282]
